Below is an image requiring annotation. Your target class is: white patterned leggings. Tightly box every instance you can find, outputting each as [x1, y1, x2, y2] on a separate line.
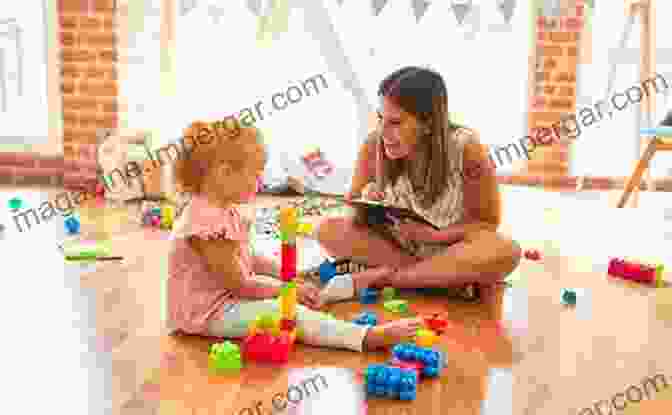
[206, 299, 370, 352]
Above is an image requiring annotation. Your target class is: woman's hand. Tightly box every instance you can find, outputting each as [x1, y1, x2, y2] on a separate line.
[297, 282, 320, 309]
[395, 220, 438, 243]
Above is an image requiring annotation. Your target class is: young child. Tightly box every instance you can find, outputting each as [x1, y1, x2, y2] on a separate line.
[166, 120, 421, 352]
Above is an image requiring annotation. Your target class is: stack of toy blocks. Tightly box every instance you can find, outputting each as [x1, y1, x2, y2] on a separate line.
[607, 257, 665, 286]
[242, 206, 299, 364]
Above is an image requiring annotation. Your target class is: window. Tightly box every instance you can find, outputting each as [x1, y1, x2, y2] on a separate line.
[0, 0, 51, 147]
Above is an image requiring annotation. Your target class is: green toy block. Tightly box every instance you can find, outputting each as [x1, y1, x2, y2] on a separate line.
[382, 287, 396, 301]
[8, 197, 22, 210]
[208, 341, 242, 372]
[383, 300, 408, 314]
[279, 281, 297, 296]
[656, 265, 665, 288]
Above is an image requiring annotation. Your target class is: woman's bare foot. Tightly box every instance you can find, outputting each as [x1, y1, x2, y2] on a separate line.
[363, 318, 424, 350]
[352, 266, 395, 292]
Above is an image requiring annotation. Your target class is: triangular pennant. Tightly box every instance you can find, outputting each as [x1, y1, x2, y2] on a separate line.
[451, 0, 472, 25]
[179, 0, 198, 17]
[411, 0, 430, 23]
[336, 0, 344, 5]
[371, 0, 388, 17]
[208, 4, 225, 24]
[247, 0, 262, 17]
[497, 0, 516, 23]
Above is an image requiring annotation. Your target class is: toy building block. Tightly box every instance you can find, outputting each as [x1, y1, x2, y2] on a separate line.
[391, 343, 444, 378]
[353, 311, 378, 326]
[360, 288, 379, 304]
[524, 249, 541, 260]
[242, 331, 293, 363]
[560, 288, 577, 306]
[296, 222, 313, 235]
[382, 287, 396, 301]
[383, 300, 408, 314]
[208, 341, 242, 372]
[64, 216, 81, 235]
[608, 257, 663, 285]
[423, 314, 449, 334]
[364, 364, 417, 401]
[160, 205, 174, 229]
[414, 328, 439, 348]
[8, 197, 23, 211]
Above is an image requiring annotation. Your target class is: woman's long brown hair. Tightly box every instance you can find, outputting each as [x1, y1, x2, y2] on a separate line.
[375, 66, 465, 209]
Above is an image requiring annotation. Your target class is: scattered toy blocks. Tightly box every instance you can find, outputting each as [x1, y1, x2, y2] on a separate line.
[208, 341, 242, 373]
[364, 364, 417, 401]
[353, 311, 378, 326]
[384, 300, 408, 314]
[64, 216, 80, 235]
[560, 288, 577, 306]
[382, 287, 396, 301]
[360, 288, 379, 304]
[391, 343, 444, 378]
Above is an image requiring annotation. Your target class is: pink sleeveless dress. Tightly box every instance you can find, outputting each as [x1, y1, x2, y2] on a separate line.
[166, 195, 252, 335]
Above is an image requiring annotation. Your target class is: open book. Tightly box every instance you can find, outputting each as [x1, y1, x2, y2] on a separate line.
[345, 198, 440, 230]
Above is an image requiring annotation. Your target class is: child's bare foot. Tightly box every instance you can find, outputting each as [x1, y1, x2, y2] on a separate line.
[363, 318, 424, 350]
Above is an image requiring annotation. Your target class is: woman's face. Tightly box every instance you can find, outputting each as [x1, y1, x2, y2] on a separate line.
[378, 96, 420, 160]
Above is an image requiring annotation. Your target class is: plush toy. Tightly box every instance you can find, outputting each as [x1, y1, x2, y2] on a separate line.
[173, 120, 267, 292]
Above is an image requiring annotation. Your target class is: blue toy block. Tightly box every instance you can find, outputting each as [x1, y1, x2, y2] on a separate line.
[364, 364, 417, 401]
[318, 260, 337, 284]
[353, 311, 378, 326]
[391, 343, 443, 378]
[360, 288, 379, 304]
[64, 216, 80, 235]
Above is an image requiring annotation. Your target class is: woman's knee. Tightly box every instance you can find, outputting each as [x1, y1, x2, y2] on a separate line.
[470, 230, 522, 272]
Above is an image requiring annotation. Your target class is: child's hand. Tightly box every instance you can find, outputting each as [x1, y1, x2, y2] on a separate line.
[297, 283, 320, 309]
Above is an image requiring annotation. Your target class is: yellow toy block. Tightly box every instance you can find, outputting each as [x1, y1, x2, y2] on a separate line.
[280, 285, 297, 320]
[415, 328, 439, 348]
[279, 207, 299, 229]
[297, 222, 313, 235]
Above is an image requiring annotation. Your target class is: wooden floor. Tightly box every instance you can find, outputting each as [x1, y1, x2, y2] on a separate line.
[13, 187, 670, 414]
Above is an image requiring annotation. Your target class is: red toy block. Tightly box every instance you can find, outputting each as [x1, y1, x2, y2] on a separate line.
[281, 244, 297, 281]
[242, 332, 292, 364]
[389, 357, 425, 379]
[608, 258, 656, 284]
[279, 318, 296, 331]
[423, 314, 449, 334]
[524, 249, 541, 261]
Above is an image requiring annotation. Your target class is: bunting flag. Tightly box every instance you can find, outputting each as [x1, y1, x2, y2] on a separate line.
[450, 0, 472, 25]
[371, 0, 388, 17]
[411, 0, 430, 23]
[179, 0, 198, 17]
[497, 0, 516, 24]
[336, 0, 344, 5]
[247, 0, 262, 17]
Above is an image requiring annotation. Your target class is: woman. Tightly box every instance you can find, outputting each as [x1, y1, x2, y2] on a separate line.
[316, 66, 521, 304]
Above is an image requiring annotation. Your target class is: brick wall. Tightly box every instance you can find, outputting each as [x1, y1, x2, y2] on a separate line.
[59, 0, 118, 191]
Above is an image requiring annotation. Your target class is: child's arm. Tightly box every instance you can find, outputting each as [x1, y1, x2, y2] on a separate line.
[191, 239, 281, 299]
